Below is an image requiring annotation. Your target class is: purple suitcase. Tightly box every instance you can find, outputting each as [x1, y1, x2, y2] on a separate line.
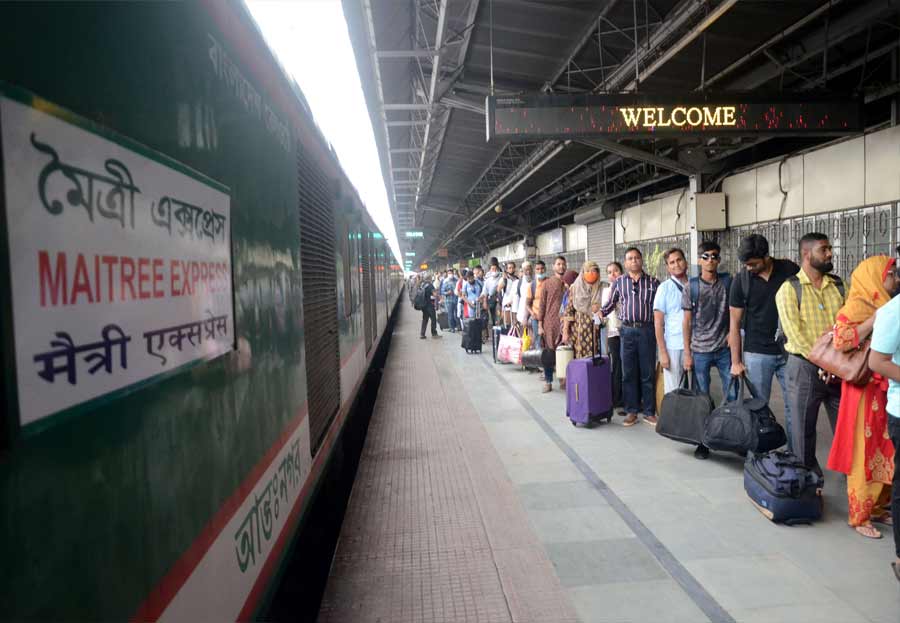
[566, 356, 614, 427]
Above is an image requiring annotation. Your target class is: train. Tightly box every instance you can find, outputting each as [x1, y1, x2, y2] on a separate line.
[0, 1, 403, 620]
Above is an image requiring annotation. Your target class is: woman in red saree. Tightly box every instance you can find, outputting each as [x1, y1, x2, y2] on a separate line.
[828, 256, 900, 538]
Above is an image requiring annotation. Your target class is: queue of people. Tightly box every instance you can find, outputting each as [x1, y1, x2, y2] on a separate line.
[409, 231, 900, 580]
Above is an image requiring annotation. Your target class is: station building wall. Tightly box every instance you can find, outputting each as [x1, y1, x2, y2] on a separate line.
[595, 124, 900, 282]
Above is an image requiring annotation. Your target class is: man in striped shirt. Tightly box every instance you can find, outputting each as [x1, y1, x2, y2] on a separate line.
[601, 247, 661, 426]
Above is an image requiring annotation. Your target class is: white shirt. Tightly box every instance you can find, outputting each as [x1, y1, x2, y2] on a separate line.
[516, 277, 536, 324]
[601, 285, 621, 338]
[502, 276, 519, 311]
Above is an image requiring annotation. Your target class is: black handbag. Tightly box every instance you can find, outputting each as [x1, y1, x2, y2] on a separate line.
[702, 376, 786, 455]
[657, 371, 713, 445]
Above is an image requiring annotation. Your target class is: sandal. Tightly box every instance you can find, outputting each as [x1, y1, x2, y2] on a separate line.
[854, 522, 882, 539]
[623, 414, 639, 427]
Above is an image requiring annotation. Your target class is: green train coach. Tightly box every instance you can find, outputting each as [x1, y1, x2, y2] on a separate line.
[0, 1, 403, 619]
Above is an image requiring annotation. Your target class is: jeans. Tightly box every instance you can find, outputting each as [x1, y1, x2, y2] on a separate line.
[888, 417, 900, 558]
[608, 335, 623, 408]
[661, 348, 684, 393]
[543, 365, 554, 383]
[444, 299, 458, 331]
[531, 318, 541, 350]
[486, 298, 499, 327]
[620, 325, 656, 416]
[693, 346, 737, 402]
[420, 306, 437, 336]
[744, 351, 791, 447]
[786, 354, 841, 473]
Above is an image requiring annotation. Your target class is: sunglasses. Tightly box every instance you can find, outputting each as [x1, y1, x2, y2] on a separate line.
[700, 253, 721, 261]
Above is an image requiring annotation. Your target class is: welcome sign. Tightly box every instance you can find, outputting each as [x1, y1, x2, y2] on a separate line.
[487, 93, 863, 140]
[1, 87, 235, 430]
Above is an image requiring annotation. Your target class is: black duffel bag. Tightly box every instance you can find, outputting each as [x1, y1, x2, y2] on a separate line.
[702, 375, 786, 455]
[521, 348, 543, 370]
[657, 371, 713, 445]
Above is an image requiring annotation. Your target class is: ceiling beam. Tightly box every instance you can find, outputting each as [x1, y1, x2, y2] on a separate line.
[702, 0, 845, 89]
[376, 49, 439, 59]
[383, 103, 431, 110]
[726, 0, 900, 90]
[387, 120, 428, 127]
[544, 0, 621, 90]
[579, 138, 698, 177]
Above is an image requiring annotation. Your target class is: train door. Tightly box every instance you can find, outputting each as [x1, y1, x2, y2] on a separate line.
[297, 149, 341, 453]
[361, 236, 374, 351]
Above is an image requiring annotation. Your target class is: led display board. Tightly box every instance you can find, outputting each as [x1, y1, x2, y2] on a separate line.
[405, 230, 424, 238]
[486, 93, 863, 141]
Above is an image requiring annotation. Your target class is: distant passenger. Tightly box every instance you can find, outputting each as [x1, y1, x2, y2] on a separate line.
[440, 269, 459, 333]
[462, 270, 483, 320]
[602, 262, 624, 413]
[534, 256, 568, 393]
[529, 260, 547, 349]
[562, 261, 602, 359]
[482, 258, 503, 328]
[601, 248, 659, 426]
[682, 241, 736, 459]
[501, 261, 519, 329]
[827, 255, 899, 539]
[728, 234, 800, 447]
[418, 272, 440, 339]
[653, 248, 689, 393]
[516, 261, 536, 337]
[775, 233, 846, 474]
[868, 263, 900, 581]
[456, 268, 468, 325]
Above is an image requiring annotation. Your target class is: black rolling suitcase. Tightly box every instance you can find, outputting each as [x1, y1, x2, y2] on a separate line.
[437, 311, 449, 330]
[461, 311, 484, 353]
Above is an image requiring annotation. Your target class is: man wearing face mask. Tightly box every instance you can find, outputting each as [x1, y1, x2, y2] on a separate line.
[728, 234, 799, 445]
[534, 256, 568, 392]
[529, 261, 547, 349]
[776, 233, 848, 473]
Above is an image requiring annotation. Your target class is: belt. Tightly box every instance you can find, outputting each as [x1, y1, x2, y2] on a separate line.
[621, 320, 651, 328]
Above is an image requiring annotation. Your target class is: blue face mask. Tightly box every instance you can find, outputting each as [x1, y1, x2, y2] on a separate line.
[536, 273, 546, 281]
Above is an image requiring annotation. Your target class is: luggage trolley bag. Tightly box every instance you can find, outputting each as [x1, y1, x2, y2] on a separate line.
[744, 450, 823, 524]
[462, 311, 484, 354]
[566, 332, 613, 427]
[657, 371, 713, 445]
[437, 310, 449, 330]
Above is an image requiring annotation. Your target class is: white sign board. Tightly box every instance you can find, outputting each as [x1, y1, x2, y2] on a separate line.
[1, 92, 234, 429]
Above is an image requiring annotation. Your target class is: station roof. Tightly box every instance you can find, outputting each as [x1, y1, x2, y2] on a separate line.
[343, 0, 900, 262]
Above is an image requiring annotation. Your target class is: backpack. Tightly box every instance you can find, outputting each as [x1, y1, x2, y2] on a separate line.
[688, 273, 732, 313]
[413, 286, 427, 311]
[774, 273, 845, 345]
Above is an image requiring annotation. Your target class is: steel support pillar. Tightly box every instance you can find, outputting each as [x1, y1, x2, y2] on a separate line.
[687, 174, 702, 277]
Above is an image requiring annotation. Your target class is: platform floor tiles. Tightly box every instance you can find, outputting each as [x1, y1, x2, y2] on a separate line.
[318, 306, 900, 623]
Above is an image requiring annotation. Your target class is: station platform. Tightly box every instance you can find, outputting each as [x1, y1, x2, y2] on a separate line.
[318, 305, 900, 623]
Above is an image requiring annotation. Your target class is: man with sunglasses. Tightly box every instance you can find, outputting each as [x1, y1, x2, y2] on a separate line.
[683, 241, 737, 459]
[600, 247, 660, 426]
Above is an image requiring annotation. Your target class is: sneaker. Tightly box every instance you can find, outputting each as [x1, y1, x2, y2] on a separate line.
[694, 445, 710, 460]
[419, 335, 426, 339]
[541, 383, 552, 393]
[623, 413, 639, 427]
[643, 415, 658, 426]
[431, 334, 442, 339]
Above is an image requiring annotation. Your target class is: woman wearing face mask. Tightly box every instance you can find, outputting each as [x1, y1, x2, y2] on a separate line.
[828, 255, 900, 539]
[563, 261, 603, 359]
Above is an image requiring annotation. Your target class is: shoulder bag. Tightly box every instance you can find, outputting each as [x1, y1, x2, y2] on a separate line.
[807, 331, 871, 386]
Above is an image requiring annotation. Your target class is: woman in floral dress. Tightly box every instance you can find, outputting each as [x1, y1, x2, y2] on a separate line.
[827, 255, 900, 539]
[563, 261, 602, 358]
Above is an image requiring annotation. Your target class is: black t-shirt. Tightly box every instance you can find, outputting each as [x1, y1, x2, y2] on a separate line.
[422, 283, 435, 309]
[729, 258, 800, 355]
